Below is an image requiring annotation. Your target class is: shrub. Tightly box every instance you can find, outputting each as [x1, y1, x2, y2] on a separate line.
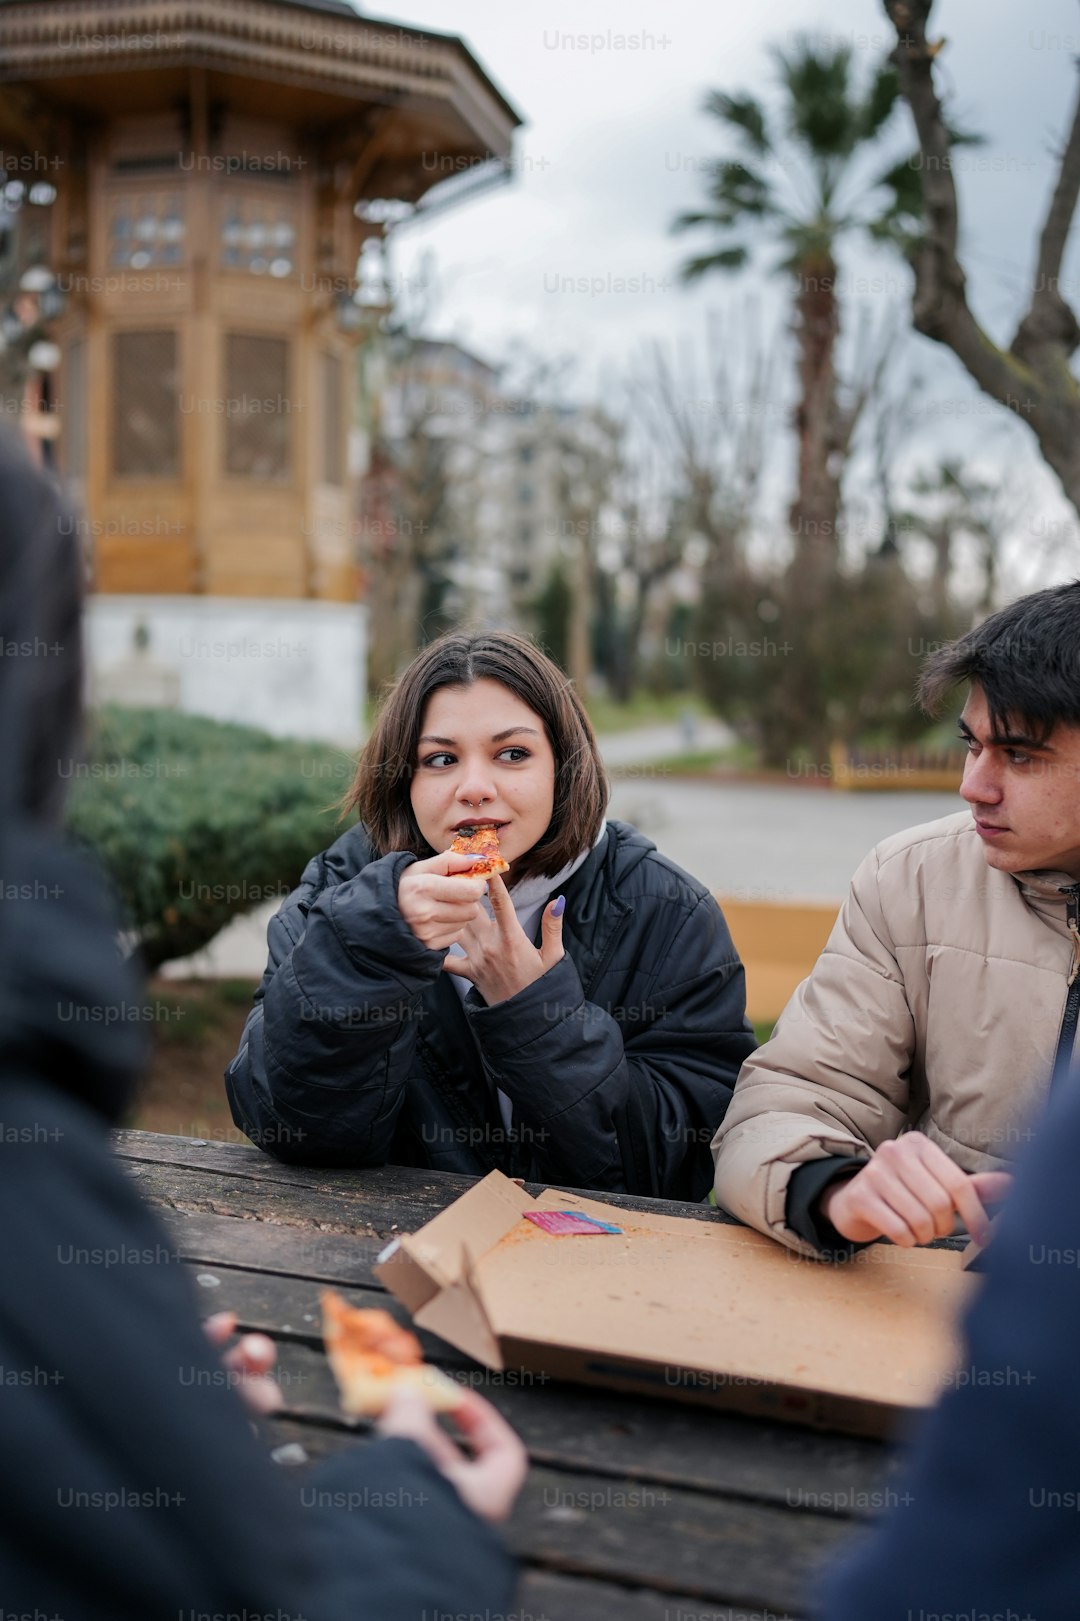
[66, 707, 352, 969]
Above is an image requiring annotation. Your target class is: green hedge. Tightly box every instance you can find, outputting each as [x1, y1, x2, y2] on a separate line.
[66, 706, 352, 970]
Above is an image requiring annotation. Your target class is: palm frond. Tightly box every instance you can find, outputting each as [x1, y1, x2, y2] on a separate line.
[678, 246, 751, 283]
[858, 63, 901, 140]
[771, 37, 859, 158]
[705, 159, 776, 221]
[702, 90, 771, 156]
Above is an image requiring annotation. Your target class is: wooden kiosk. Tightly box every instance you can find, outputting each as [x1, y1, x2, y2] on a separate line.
[0, 0, 519, 738]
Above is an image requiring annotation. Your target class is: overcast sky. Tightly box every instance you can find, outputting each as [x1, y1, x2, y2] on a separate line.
[371, 0, 1080, 586]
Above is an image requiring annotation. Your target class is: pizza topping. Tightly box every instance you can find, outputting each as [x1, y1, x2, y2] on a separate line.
[449, 824, 510, 877]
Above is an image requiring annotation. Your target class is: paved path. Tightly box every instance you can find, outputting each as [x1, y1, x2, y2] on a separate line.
[161, 726, 962, 978]
[594, 716, 735, 767]
[607, 777, 960, 904]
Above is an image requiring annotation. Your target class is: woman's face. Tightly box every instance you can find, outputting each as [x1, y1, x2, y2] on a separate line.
[410, 679, 556, 878]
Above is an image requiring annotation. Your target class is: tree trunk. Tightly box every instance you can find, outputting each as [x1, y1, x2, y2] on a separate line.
[567, 530, 592, 695]
[787, 250, 842, 597]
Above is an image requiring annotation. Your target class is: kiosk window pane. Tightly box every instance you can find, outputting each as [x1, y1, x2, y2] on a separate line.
[224, 333, 291, 480]
[112, 330, 179, 479]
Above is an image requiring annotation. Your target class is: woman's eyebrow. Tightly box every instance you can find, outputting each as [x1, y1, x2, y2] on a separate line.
[416, 727, 539, 747]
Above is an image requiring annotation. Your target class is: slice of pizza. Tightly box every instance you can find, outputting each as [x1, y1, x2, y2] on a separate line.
[320, 1290, 463, 1418]
[449, 823, 510, 877]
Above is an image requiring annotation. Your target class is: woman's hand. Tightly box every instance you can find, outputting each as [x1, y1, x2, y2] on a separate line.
[202, 1311, 283, 1415]
[397, 850, 489, 952]
[376, 1386, 528, 1524]
[442, 875, 564, 1004]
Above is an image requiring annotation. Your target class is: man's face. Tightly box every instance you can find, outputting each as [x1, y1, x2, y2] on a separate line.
[959, 686, 1080, 878]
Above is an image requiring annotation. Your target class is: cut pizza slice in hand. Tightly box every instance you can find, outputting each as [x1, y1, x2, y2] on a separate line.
[321, 1289, 464, 1419]
[448, 824, 510, 878]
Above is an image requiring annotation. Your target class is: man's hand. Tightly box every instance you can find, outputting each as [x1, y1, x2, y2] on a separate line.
[203, 1311, 282, 1415]
[818, 1134, 1014, 1248]
[376, 1386, 528, 1524]
[397, 851, 488, 952]
[441, 874, 564, 1004]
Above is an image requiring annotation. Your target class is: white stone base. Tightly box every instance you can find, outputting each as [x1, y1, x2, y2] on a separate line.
[84, 595, 367, 746]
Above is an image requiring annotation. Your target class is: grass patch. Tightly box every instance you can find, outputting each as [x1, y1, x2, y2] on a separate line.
[611, 741, 758, 776]
[584, 691, 706, 735]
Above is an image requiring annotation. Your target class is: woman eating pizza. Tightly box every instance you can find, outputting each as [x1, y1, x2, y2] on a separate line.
[226, 631, 755, 1199]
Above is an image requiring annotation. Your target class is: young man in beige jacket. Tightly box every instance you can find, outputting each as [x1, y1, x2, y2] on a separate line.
[712, 583, 1080, 1257]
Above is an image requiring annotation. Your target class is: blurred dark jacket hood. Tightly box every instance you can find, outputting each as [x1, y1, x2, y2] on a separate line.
[0, 428, 145, 1123]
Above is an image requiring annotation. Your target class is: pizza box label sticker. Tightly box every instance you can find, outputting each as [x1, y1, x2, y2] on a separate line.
[523, 1210, 623, 1236]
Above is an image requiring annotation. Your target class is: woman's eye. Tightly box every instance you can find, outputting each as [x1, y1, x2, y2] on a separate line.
[497, 747, 531, 763]
[422, 752, 455, 768]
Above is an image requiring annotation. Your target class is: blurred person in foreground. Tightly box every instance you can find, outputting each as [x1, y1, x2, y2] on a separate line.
[713, 584, 1080, 1257]
[0, 430, 526, 1619]
[819, 1054, 1080, 1618]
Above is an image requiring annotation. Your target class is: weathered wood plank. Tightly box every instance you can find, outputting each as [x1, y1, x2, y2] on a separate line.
[511, 1466, 849, 1612]
[519, 1569, 803, 1621]
[113, 1130, 730, 1225]
[256, 1413, 807, 1614]
[123, 1160, 393, 1236]
[114, 1130, 480, 1209]
[217, 1332, 898, 1516]
[160, 1206, 386, 1285]
[255, 1402, 846, 1610]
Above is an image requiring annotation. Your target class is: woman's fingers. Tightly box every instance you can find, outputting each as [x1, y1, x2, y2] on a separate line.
[441, 1392, 529, 1523]
[223, 1334, 277, 1376]
[202, 1311, 237, 1346]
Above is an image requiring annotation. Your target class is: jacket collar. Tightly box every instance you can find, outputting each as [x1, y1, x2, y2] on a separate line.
[1015, 868, 1080, 905]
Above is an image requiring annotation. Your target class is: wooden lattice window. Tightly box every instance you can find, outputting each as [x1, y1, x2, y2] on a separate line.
[109, 190, 186, 269]
[112, 330, 180, 479]
[220, 193, 298, 277]
[224, 333, 291, 480]
[321, 352, 343, 486]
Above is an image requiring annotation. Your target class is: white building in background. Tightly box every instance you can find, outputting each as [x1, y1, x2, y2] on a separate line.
[86, 595, 365, 747]
[373, 335, 612, 630]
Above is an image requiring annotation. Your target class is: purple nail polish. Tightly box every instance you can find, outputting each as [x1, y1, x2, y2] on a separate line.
[552, 895, 566, 918]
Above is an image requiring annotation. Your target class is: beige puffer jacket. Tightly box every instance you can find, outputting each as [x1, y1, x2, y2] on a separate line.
[712, 811, 1080, 1254]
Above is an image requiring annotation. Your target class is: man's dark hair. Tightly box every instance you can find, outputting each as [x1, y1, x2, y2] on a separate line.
[346, 630, 609, 881]
[919, 582, 1080, 741]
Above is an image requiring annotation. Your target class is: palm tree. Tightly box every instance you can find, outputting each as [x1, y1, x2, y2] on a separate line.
[673, 39, 923, 594]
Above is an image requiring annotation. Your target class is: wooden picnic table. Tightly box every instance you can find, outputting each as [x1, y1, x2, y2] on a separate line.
[113, 1130, 915, 1621]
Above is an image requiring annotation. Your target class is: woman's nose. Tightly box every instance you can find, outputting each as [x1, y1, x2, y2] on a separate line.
[457, 763, 497, 804]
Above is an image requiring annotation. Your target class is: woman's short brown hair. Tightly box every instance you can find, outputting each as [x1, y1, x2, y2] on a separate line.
[346, 631, 609, 881]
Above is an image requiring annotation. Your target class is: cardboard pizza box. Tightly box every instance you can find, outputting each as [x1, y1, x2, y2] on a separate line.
[375, 1170, 978, 1438]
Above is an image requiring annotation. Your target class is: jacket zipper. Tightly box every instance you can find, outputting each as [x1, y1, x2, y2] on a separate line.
[1050, 885, 1080, 1089]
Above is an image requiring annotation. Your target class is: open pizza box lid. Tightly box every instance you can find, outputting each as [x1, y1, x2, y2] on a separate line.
[375, 1170, 977, 1438]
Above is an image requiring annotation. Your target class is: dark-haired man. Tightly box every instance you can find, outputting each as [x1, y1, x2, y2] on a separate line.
[712, 582, 1080, 1257]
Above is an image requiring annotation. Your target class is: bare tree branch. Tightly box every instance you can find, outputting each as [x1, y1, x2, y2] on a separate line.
[884, 0, 1080, 517]
[1014, 74, 1080, 362]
